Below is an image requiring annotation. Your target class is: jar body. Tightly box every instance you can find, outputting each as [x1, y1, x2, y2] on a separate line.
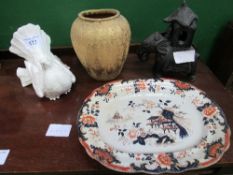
[71, 9, 131, 81]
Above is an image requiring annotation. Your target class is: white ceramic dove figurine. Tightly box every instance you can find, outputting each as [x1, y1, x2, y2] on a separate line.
[9, 23, 76, 100]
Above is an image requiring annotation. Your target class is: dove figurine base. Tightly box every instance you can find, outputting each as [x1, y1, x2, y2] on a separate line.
[77, 78, 230, 174]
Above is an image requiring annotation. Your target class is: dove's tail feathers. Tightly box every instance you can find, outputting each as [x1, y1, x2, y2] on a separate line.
[9, 23, 51, 61]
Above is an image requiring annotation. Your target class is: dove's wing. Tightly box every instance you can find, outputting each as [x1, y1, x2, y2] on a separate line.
[16, 67, 32, 87]
[24, 61, 44, 98]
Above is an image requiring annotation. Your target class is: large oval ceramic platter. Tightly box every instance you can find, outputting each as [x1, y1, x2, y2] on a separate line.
[77, 78, 231, 174]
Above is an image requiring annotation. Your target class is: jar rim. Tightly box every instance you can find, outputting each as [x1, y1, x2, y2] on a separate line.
[78, 9, 120, 22]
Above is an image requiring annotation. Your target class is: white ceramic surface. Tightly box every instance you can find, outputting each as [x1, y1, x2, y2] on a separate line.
[98, 94, 205, 153]
[77, 78, 231, 174]
[9, 23, 76, 100]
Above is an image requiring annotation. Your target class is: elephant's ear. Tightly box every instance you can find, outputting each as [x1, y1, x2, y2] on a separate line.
[155, 39, 170, 56]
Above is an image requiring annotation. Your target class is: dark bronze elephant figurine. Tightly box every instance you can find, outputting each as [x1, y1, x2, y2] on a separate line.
[137, 32, 199, 80]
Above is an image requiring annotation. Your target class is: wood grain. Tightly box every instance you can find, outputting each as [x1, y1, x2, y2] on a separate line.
[0, 51, 232, 174]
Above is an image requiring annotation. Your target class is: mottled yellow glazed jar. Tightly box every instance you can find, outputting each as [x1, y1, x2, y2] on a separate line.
[71, 9, 131, 81]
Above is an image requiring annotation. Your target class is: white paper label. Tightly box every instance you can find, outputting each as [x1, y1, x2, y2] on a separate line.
[46, 124, 72, 137]
[24, 35, 41, 48]
[173, 48, 195, 64]
[0, 149, 10, 165]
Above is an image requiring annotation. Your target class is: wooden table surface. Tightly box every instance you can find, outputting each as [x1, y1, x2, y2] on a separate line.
[0, 50, 232, 175]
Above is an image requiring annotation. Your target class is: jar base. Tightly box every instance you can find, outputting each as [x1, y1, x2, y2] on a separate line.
[86, 67, 123, 81]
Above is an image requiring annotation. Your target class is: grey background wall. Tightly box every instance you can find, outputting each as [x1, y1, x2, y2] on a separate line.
[1, 0, 233, 62]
